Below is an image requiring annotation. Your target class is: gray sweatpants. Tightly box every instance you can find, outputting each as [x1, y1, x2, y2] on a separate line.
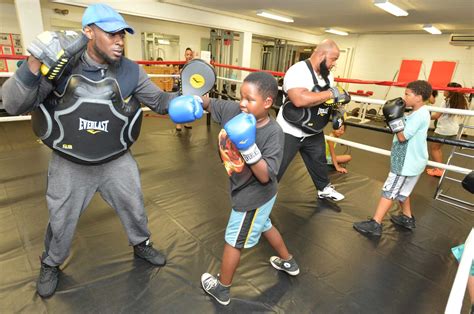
[42, 151, 151, 267]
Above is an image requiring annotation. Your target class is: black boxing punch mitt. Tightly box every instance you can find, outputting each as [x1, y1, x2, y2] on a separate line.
[27, 30, 88, 82]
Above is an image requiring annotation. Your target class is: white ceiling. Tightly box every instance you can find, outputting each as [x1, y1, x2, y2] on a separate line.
[159, 0, 474, 35]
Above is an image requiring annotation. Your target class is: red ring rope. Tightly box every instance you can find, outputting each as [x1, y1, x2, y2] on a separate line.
[2, 55, 474, 93]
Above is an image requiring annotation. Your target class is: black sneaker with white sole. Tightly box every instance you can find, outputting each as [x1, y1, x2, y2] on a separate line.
[201, 273, 231, 305]
[269, 256, 300, 276]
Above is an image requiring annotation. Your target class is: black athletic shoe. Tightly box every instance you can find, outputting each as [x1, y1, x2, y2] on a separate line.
[353, 219, 382, 237]
[37, 262, 60, 298]
[201, 273, 231, 305]
[391, 214, 416, 230]
[133, 240, 166, 266]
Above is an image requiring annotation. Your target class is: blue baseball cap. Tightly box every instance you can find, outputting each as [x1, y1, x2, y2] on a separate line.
[82, 4, 134, 34]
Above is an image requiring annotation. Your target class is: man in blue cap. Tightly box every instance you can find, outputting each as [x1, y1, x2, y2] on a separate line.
[3, 3, 202, 298]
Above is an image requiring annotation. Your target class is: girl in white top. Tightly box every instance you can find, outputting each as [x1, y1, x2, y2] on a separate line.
[427, 82, 469, 177]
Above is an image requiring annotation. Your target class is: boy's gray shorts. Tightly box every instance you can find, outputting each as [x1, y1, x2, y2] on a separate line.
[382, 172, 420, 202]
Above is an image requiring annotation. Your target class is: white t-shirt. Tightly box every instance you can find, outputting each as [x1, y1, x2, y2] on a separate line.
[434, 100, 462, 136]
[276, 60, 335, 138]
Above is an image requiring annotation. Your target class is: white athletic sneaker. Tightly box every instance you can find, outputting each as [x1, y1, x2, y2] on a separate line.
[317, 184, 344, 201]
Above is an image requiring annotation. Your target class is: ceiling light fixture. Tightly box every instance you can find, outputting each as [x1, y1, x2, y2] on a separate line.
[325, 28, 349, 36]
[373, 0, 408, 17]
[157, 39, 170, 45]
[422, 24, 442, 35]
[256, 10, 294, 23]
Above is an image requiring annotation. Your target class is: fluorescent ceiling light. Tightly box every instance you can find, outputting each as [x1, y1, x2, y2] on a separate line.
[256, 10, 294, 23]
[373, 0, 408, 17]
[423, 24, 442, 35]
[325, 28, 349, 36]
[157, 39, 170, 45]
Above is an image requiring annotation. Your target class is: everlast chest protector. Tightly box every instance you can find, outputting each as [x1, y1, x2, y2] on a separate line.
[281, 59, 332, 134]
[31, 57, 142, 164]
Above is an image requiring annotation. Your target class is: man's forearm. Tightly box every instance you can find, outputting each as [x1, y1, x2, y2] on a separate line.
[3, 60, 46, 115]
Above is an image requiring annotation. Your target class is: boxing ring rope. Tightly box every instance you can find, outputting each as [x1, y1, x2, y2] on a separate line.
[325, 135, 472, 175]
[349, 95, 474, 116]
[445, 227, 474, 314]
[0, 115, 32, 122]
[1, 59, 473, 162]
[2, 56, 474, 90]
[148, 74, 179, 78]
[1, 61, 473, 133]
[0, 72, 15, 78]
[341, 120, 474, 148]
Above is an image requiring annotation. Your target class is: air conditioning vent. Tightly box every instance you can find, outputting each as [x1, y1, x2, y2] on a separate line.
[449, 34, 474, 46]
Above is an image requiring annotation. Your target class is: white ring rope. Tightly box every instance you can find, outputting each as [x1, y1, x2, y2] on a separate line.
[214, 78, 474, 117]
[351, 95, 474, 117]
[0, 72, 14, 78]
[0, 115, 32, 122]
[445, 228, 474, 314]
[325, 135, 472, 175]
[147, 74, 180, 78]
[426, 105, 474, 116]
[350, 95, 386, 105]
[217, 76, 242, 84]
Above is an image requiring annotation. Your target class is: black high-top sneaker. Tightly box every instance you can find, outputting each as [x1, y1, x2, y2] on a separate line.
[133, 239, 166, 266]
[37, 261, 60, 298]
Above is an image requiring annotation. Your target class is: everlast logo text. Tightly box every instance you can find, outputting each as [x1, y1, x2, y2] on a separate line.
[79, 118, 109, 134]
[317, 107, 329, 116]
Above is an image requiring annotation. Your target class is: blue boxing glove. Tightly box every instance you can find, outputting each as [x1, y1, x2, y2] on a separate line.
[168, 95, 203, 124]
[224, 112, 262, 165]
